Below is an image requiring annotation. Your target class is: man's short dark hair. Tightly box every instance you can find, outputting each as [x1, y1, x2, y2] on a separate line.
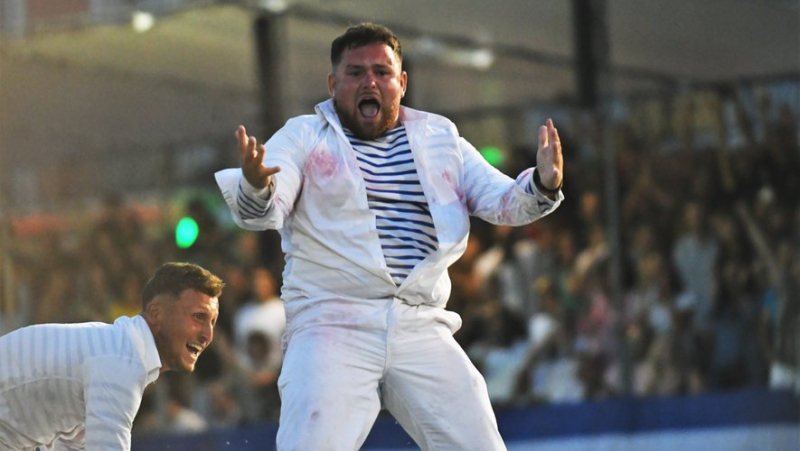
[330, 22, 403, 69]
[141, 262, 224, 309]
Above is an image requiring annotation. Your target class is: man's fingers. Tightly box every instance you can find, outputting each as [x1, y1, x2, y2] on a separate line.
[236, 126, 249, 156]
[547, 119, 560, 145]
[535, 119, 564, 190]
[237, 127, 259, 164]
[255, 166, 281, 190]
[235, 125, 263, 164]
[538, 125, 548, 150]
[550, 130, 562, 164]
[263, 165, 282, 177]
[235, 125, 277, 190]
[254, 143, 266, 164]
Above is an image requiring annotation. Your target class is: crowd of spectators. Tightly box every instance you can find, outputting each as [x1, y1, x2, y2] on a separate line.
[0, 85, 797, 435]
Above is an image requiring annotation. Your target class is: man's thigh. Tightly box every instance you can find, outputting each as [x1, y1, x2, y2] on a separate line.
[382, 305, 506, 451]
[276, 325, 385, 451]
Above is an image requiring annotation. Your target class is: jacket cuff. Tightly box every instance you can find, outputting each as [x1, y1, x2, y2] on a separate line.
[241, 175, 275, 200]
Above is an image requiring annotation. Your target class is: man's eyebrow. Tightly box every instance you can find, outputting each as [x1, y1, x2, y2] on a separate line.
[344, 61, 392, 69]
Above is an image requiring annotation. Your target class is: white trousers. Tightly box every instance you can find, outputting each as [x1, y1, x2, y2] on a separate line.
[276, 299, 506, 451]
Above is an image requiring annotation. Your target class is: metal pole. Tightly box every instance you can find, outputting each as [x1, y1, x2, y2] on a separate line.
[0, 47, 18, 334]
[253, 11, 289, 274]
[0, 176, 14, 334]
[254, 11, 288, 137]
[0, 86, 15, 334]
[572, 0, 631, 396]
[598, 1, 631, 398]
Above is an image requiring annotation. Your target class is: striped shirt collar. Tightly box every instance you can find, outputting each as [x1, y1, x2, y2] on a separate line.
[343, 125, 405, 142]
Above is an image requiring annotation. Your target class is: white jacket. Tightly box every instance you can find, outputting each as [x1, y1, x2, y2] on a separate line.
[216, 100, 563, 333]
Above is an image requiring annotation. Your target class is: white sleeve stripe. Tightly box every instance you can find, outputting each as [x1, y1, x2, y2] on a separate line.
[89, 439, 129, 448]
[84, 329, 95, 356]
[86, 381, 136, 395]
[89, 409, 130, 421]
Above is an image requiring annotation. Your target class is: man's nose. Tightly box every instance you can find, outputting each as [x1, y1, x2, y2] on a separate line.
[363, 72, 377, 87]
[201, 324, 214, 344]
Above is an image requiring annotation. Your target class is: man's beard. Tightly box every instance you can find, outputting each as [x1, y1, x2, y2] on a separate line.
[335, 99, 399, 141]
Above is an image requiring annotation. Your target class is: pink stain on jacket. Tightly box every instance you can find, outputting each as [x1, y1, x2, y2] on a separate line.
[304, 147, 338, 178]
[520, 168, 534, 180]
[441, 171, 466, 203]
[273, 195, 292, 216]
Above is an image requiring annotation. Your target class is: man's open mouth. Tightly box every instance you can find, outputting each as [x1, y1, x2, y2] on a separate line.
[187, 343, 202, 358]
[359, 98, 380, 118]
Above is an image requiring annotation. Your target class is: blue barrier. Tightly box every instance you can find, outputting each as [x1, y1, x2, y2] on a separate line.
[132, 389, 799, 450]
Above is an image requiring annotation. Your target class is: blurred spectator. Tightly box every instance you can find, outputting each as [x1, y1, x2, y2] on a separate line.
[577, 346, 615, 401]
[205, 380, 247, 427]
[162, 374, 208, 434]
[575, 190, 603, 250]
[650, 291, 707, 395]
[465, 290, 528, 406]
[233, 266, 285, 368]
[708, 256, 767, 389]
[472, 225, 527, 315]
[574, 261, 615, 358]
[624, 252, 675, 338]
[553, 229, 583, 325]
[190, 331, 264, 426]
[514, 223, 559, 319]
[182, 197, 226, 268]
[515, 277, 584, 404]
[34, 262, 75, 324]
[232, 231, 264, 270]
[472, 222, 559, 322]
[450, 229, 489, 349]
[672, 202, 719, 328]
[235, 331, 282, 422]
[108, 272, 145, 321]
[214, 264, 253, 337]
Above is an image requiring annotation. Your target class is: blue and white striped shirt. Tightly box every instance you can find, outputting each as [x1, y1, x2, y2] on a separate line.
[0, 315, 161, 450]
[346, 126, 438, 285]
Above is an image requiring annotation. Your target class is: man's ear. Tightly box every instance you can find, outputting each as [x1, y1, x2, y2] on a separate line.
[327, 72, 336, 98]
[143, 297, 163, 326]
[400, 70, 407, 98]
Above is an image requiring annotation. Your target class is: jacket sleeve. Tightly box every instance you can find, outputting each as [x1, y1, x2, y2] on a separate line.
[215, 120, 309, 231]
[460, 136, 563, 226]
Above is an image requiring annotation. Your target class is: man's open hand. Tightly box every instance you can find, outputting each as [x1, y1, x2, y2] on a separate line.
[536, 118, 563, 191]
[237, 125, 281, 189]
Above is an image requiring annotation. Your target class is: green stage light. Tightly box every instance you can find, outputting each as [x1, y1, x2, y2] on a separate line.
[175, 217, 199, 249]
[479, 146, 504, 168]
